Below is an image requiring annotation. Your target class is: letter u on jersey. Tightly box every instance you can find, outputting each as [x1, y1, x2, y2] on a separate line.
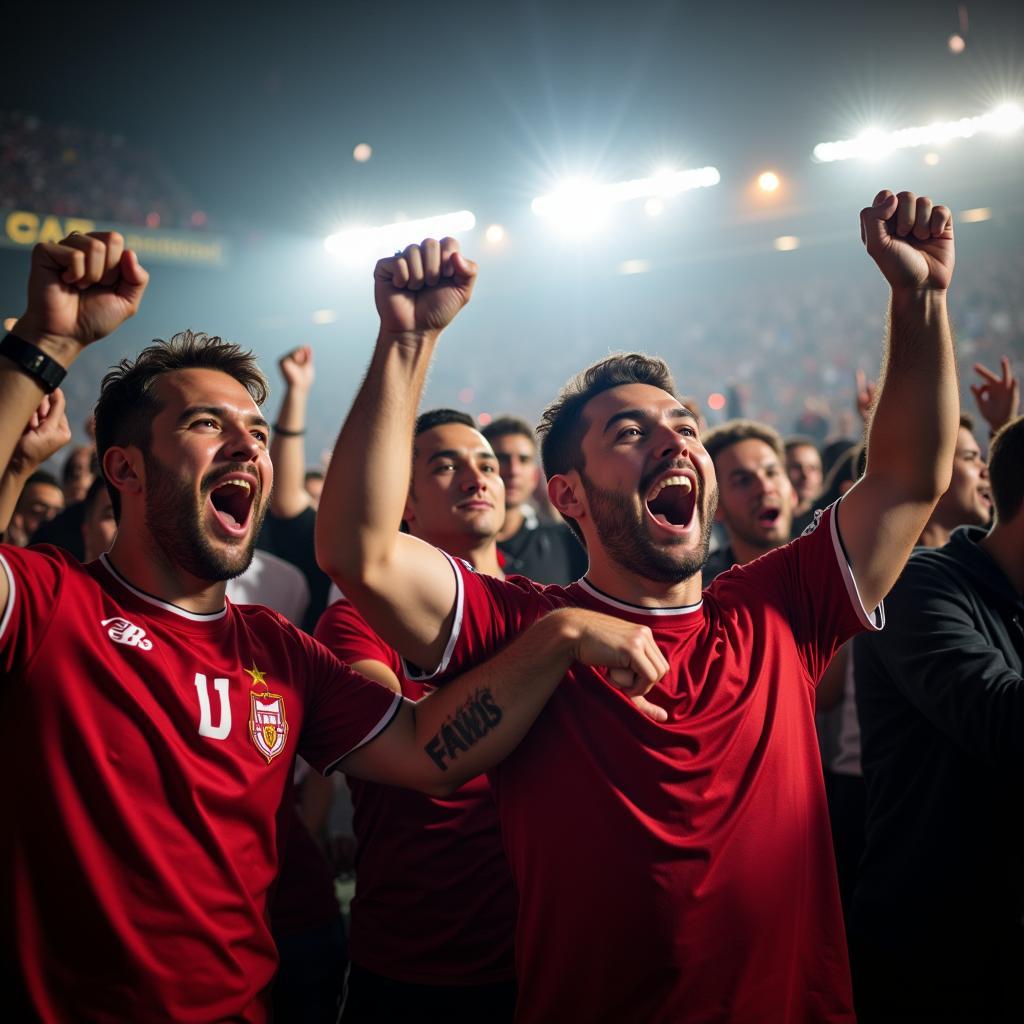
[194, 673, 232, 740]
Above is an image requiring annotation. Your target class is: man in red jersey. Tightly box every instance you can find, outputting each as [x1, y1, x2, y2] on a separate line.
[0, 232, 668, 1023]
[316, 407, 518, 1023]
[317, 190, 960, 1023]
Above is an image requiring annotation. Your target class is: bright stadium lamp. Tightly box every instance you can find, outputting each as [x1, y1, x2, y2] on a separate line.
[531, 166, 720, 236]
[325, 210, 477, 262]
[813, 103, 1024, 162]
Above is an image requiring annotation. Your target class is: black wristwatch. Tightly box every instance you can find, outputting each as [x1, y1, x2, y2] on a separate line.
[0, 333, 68, 393]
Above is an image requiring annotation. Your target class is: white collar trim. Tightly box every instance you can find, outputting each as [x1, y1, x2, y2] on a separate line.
[577, 577, 703, 617]
[100, 554, 227, 622]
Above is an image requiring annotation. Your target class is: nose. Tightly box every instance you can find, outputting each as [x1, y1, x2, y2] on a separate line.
[461, 464, 489, 493]
[654, 422, 688, 461]
[223, 422, 261, 463]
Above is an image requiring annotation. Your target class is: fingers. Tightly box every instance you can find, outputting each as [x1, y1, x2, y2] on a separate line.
[912, 196, 933, 242]
[402, 243, 425, 290]
[1001, 356, 1015, 386]
[929, 204, 953, 239]
[630, 694, 669, 723]
[41, 386, 66, 425]
[859, 190, 896, 251]
[375, 237, 478, 291]
[115, 249, 149, 309]
[421, 238, 441, 287]
[973, 361, 1001, 384]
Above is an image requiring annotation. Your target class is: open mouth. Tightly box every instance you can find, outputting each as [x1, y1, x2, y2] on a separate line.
[208, 477, 256, 536]
[756, 507, 782, 527]
[645, 475, 697, 531]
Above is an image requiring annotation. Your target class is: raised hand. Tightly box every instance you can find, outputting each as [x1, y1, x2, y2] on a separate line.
[8, 388, 72, 477]
[554, 608, 670, 722]
[970, 357, 1019, 433]
[374, 237, 478, 336]
[860, 190, 954, 292]
[14, 231, 149, 352]
[278, 345, 315, 394]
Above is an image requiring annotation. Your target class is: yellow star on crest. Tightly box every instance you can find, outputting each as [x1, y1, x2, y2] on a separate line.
[244, 663, 268, 687]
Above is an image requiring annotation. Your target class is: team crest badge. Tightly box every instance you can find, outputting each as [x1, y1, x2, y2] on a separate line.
[245, 664, 289, 764]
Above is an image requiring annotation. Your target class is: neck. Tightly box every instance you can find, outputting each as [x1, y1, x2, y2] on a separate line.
[106, 527, 228, 615]
[585, 549, 703, 608]
[980, 522, 1024, 596]
[496, 503, 525, 542]
[916, 519, 952, 550]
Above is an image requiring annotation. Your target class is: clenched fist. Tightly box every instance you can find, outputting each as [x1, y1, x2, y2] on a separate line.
[13, 231, 149, 355]
[860, 190, 954, 292]
[374, 237, 478, 337]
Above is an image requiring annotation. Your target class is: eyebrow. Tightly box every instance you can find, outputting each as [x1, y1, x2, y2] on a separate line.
[603, 407, 697, 434]
[177, 405, 270, 430]
[426, 448, 498, 464]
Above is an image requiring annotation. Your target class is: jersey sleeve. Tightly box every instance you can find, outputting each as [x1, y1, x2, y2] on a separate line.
[715, 500, 884, 684]
[0, 544, 68, 677]
[293, 628, 403, 775]
[313, 597, 402, 676]
[404, 553, 555, 682]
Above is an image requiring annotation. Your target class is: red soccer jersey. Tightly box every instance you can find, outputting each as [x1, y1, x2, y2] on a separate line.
[0, 546, 401, 1023]
[412, 503, 881, 1023]
[315, 598, 516, 985]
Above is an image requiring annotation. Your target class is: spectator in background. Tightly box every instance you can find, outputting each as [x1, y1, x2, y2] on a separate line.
[701, 419, 795, 580]
[316, 409, 517, 1024]
[80, 476, 116, 562]
[304, 469, 325, 506]
[8, 469, 64, 546]
[61, 442, 96, 504]
[785, 435, 823, 519]
[482, 415, 586, 584]
[850, 414, 1024, 1022]
[260, 345, 333, 632]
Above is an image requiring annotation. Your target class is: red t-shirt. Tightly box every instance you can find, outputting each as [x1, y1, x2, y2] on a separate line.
[0, 546, 401, 1024]
[315, 598, 516, 985]
[412, 503, 881, 1023]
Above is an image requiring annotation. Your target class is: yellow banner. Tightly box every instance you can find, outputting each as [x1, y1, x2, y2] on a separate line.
[1, 210, 227, 267]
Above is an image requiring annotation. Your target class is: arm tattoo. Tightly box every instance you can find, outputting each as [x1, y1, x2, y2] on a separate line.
[424, 687, 503, 771]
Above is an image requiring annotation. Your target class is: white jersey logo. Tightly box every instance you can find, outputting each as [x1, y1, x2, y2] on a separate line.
[101, 617, 153, 650]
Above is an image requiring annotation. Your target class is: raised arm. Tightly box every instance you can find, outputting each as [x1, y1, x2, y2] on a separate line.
[0, 232, 148, 612]
[340, 606, 670, 795]
[838, 191, 959, 610]
[270, 345, 316, 519]
[316, 237, 477, 668]
[0, 388, 72, 536]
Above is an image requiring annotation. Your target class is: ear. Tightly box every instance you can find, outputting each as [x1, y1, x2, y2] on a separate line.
[548, 472, 585, 521]
[103, 446, 144, 504]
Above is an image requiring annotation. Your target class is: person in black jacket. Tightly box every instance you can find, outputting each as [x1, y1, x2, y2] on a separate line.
[851, 414, 1024, 1022]
[481, 415, 586, 585]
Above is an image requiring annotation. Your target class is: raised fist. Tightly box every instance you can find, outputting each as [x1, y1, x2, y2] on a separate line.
[860, 191, 954, 292]
[8, 388, 72, 477]
[14, 231, 149, 352]
[373, 237, 477, 336]
[278, 345, 315, 393]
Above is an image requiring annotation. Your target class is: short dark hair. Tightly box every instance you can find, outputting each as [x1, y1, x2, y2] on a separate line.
[481, 415, 536, 448]
[414, 408, 477, 438]
[819, 442, 866, 508]
[94, 330, 269, 519]
[987, 414, 1024, 523]
[783, 435, 820, 457]
[25, 470, 61, 491]
[304, 469, 325, 483]
[703, 419, 784, 467]
[959, 412, 976, 433]
[538, 353, 678, 480]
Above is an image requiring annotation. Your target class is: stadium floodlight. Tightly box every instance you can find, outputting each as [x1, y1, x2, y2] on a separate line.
[757, 171, 781, 193]
[813, 102, 1024, 162]
[324, 210, 477, 260]
[531, 166, 720, 235]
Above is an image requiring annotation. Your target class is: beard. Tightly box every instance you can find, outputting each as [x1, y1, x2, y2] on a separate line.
[143, 452, 268, 582]
[580, 466, 717, 584]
